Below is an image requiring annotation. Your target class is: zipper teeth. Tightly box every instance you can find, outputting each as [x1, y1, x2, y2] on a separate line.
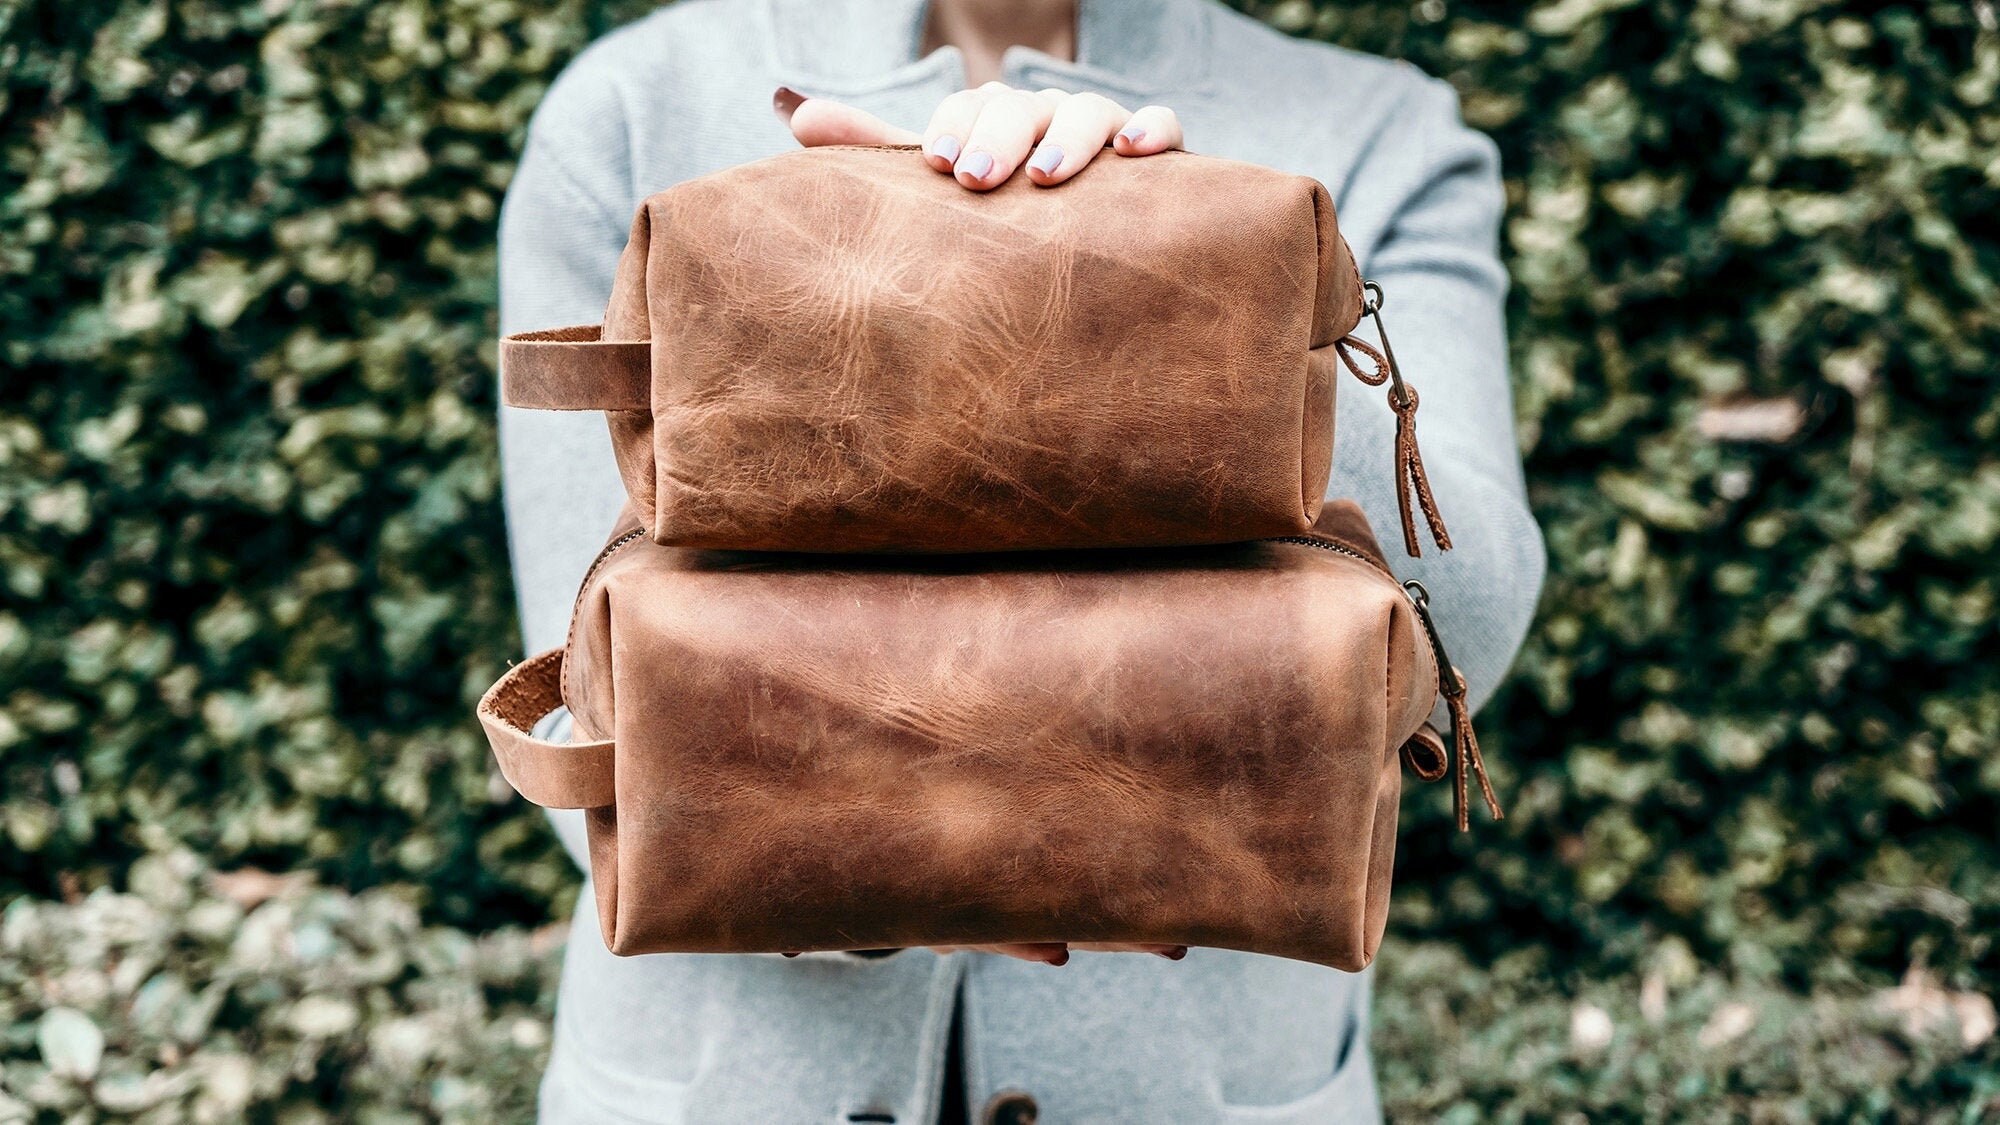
[561, 526, 647, 711]
[578, 532, 1389, 591]
[572, 531, 1397, 615]
[574, 528, 645, 608]
[1263, 535, 1389, 575]
[1403, 586, 1447, 693]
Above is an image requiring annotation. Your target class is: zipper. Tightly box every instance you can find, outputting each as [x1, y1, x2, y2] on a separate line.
[560, 525, 647, 707]
[1262, 533, 1389, 576]
[1401, 579, 1457, 687]
[1273, 532, 1501, 825]
[1264, 535, 1422, 669]
[1266, 533, 1446, 756]
[573, 527, 646, 611]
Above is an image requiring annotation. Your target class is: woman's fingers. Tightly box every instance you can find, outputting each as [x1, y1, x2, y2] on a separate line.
[926, 942, 1190, 962]
[920, 83, 1002, 171]
[1111, 103, 1185, 157]
[951, 86, 1064, 190]
[776, 85, 1184, 190]
[1024, 91, 1130, 185]
[785, 942, 1189, 963]
[1068, 942, 1190, 958]
[928, 942, 1071, 965]
[782, 945, 1069, 965]
[777, 87, 921, 147]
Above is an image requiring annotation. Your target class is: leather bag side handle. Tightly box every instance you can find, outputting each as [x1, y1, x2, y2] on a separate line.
[500, 326, 650, 412]
[476, 648, 616, 809]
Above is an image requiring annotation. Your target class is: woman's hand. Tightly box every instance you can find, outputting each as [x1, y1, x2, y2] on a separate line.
[774, 84, 1184, 190]
[783, 941, 1188, 965]
[929, 941, 1188, 965]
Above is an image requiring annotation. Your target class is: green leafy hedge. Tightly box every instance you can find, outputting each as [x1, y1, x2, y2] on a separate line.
[1260, 0, 2000, 994]
[3, 865, 1993, 1121]
[2, 0, 1994, 1030]
[0, 0, 655, 927]
[2, 854, 555, 1122]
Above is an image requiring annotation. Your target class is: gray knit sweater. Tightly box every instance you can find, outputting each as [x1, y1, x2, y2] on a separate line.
[498, 1, 1544, 1120]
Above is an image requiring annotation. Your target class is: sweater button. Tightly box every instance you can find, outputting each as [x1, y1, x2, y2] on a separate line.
[981, 1091, 1038, 1125]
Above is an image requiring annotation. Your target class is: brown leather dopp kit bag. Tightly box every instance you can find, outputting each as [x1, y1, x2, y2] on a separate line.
[479, 145, 1502, 971]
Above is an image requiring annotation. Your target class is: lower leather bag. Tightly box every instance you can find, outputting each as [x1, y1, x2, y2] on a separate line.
[476, 500, 1499, 971]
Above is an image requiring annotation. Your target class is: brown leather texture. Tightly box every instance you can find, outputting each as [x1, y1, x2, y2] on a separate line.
[479, 500, 1440, 971]
[501, 144, 1367, 553]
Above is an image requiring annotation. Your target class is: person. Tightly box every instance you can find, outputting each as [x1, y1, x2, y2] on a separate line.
[496, 0, 1545, 1120]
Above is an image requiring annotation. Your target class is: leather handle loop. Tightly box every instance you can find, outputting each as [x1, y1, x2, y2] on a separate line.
[500, 326, 650, 412]
[476, 648, 616, 809]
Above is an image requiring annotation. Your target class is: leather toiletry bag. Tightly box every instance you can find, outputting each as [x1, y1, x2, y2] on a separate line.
[477, 500, 1499, 971]
[499, 145, 1450, 556]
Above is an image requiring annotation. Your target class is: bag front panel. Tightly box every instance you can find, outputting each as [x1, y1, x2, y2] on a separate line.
[639, 147, 1329, 552]
[571, 532, 1431, 969]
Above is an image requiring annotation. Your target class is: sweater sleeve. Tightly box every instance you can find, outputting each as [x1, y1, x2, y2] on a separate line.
[1334, 77, 1546, 715]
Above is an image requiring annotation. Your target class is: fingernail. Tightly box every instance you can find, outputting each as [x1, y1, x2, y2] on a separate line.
[956, 150, 994, 180]
[781, 951, 801, 958]
[1157, 946, 1188, 961]
[1046, 949, 1069, 967]
[1028, 142, 1063, 175]
[772, 86, 804, 126]
[1118, 126, 1146, 146]
[927, 134, 961, 163]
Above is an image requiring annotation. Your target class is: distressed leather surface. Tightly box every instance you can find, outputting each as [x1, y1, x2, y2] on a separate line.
[557, 144, 1364, 553]
[550, 499, 1433, 971]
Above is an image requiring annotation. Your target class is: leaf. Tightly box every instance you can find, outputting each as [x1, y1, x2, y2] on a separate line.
[36, 1006, 105, 1080]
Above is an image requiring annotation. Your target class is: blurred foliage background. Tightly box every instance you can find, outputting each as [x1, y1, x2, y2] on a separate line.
[2, 0, 1996, 1118]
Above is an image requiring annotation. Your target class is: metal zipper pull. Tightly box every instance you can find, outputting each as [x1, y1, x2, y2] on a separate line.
[1333, 281, 1453, 559]
[1403, 580, 1503, 831]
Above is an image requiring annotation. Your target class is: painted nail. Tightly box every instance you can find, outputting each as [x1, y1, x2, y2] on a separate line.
[956, 150, 994, 180]
[927, 134, 961, 163]
[772, 86, 805, 126]
[1157, 946, 1188, 961]
[1046, 949, 1070, 966]
[781, 951, 801, 958]
[1118, 126, 1146, 146]
[1028, 142, 1064, 175]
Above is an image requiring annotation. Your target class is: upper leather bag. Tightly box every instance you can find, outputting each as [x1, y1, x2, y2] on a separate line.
[500, 144, 1451, 555]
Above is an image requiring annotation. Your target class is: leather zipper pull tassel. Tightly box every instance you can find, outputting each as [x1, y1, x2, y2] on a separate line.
[1390, 385, 1450, 558]
[1405, 581, 1504, 831]
[1334, 281, 1453, 557]
[1442, 667, 1503, 832]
